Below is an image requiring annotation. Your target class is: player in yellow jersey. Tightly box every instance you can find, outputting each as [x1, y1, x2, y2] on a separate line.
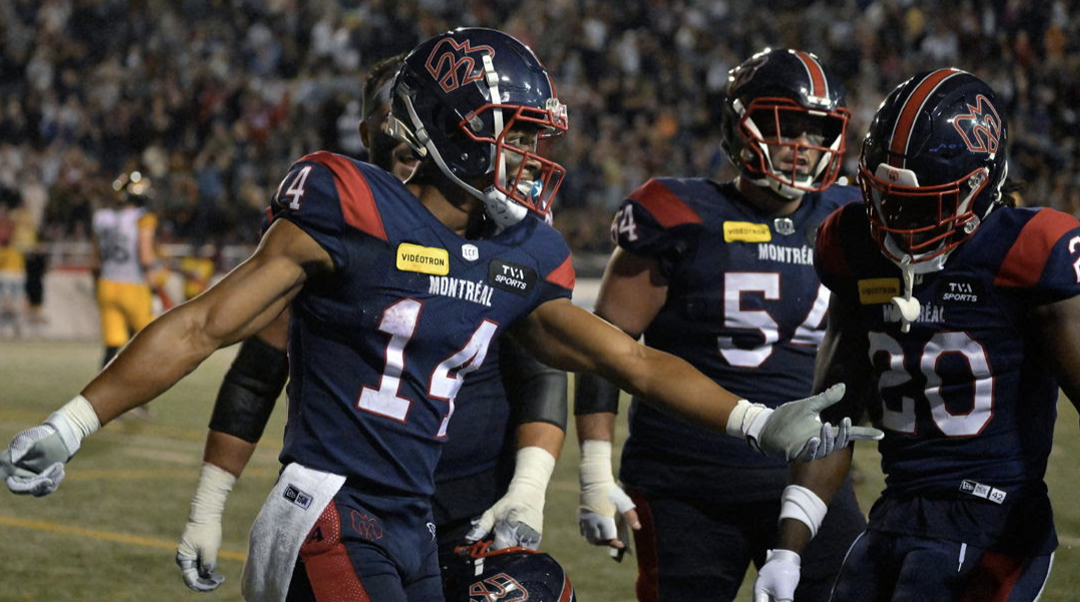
[91, 171, 160, 374]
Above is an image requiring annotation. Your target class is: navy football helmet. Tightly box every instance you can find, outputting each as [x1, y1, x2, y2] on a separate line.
[389, 27, 568, 230]
[859, 68, 1009, 266]
[443, 542, 576, 602]
[722, 48, 850, 199]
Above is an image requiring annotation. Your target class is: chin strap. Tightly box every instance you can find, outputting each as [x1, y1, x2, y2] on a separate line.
[890, 256, 921, 333]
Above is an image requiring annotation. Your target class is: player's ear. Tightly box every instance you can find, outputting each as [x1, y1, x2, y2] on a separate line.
[359, 120, 371, 150]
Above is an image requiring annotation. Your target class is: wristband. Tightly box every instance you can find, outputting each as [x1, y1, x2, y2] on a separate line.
[725, 399, 773, 441]
[189, 463, 237, 524]
[778, 484, 828, 538]
[508, 446, 556, 494]
[579, 440, 614, 486]
[49, 395, 102, 455]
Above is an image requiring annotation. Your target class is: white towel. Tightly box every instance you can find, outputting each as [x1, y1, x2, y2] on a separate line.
[241, 463, 347, 602]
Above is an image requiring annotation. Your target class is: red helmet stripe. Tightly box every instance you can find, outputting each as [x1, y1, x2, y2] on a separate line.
[888, 69, 962, 168]
[793, 50, 827, 98]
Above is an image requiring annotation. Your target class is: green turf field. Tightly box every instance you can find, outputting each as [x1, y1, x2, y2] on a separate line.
[1, 340, 1078, 600]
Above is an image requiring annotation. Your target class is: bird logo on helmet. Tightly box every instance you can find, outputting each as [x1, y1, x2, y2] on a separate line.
[388, 27, 569, 232]
[721, 48, 851, 200]
[443, 541, 576, 602]
[858, 68, 1009, 270]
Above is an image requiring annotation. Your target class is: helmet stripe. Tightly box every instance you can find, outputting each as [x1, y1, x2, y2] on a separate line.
[888, 68, 962, 168]
[793, 50, 827, 98]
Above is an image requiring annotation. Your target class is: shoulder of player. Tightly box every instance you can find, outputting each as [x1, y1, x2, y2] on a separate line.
[280, 151, 401, 241]
[518, 218, 575, 281]
[990, 206, 1080, 287]
[814, 200, 870, 278]
[624, 176, 718, 228]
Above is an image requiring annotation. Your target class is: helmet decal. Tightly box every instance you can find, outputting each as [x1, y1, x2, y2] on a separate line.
[425, 38, 496, 93]
[468, 573, 529, 602]
[729, 53, 769, 91]
[952, 95, 1002, 154]
[791, 50, 829, 103]
[887, 68, 961, 169]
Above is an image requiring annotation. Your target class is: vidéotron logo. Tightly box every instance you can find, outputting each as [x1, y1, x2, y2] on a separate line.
[952, 94, 1001, 155]
[425, 38, 496, 93]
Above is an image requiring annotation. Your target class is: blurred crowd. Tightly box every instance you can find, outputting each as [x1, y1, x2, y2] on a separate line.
[0, 0, 1077, 259]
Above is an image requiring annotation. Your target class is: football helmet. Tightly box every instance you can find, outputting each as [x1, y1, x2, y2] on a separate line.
[112, 171, 152, 206]
[389, 27, 568, 230]
[859, 68, 1009, 266]
[722, 48, 850, 199]
[443, 541, 576, 602]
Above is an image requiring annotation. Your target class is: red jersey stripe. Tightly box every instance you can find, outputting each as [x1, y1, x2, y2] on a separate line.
[304, 151, 388, 241]
[545, 255, 576, 291]
[995, 209, 1080, 288]
[815, 207, 854, 278]
[627, 179, 703, 228]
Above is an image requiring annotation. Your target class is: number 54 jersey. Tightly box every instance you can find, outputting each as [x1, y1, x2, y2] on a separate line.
[816, 202, 1080, 554]
[612, 177, 857, 501]
[270, 152, 574, 498]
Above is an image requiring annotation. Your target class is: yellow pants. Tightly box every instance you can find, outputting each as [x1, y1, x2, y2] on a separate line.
[96, 279, 153, 347]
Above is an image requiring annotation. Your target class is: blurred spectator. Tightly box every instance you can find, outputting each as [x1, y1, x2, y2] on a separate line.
[0, 0, 1076, 262]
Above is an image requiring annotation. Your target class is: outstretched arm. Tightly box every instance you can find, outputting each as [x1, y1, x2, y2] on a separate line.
[1, 219, 331, 496]
[515, 297, 881, 463]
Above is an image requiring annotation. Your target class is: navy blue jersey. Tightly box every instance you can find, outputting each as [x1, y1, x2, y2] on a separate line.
[614, 177, 858, 501]
[816, 202, 1080, 553]
[272, 151, 574, 498]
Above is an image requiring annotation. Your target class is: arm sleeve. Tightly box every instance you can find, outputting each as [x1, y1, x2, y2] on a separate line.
[501, 338, 568, 430]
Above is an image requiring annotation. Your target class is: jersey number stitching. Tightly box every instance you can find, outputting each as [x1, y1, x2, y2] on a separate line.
[357, 298, 497, 437]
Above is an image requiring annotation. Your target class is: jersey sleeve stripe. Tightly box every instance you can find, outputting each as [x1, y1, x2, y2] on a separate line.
[545, 255, 576, 291]
[302, 151, 388, 241]
[995, 208, 1080, 288]
[815, 205, 854, 278]
[627, 179, 703, 228]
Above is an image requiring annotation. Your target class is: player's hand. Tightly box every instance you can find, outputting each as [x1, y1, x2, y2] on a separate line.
[4, 415, 81, 496]
[729, 384, 884, 462]
[578, 440, 639, 550]
[176, 464, 235, 592]
[754, 549, 801, 602]
[465, 447, 555, 550]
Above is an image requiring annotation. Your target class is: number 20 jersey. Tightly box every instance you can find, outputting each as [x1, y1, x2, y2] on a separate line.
[270, 151, 574, 498]
[816, 202, 1080, 553]
[613, 177, 857, 500]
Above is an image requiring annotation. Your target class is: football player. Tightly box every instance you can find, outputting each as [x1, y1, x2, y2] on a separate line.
[574, 48, 868, 602]
[754, 69, 1080, 602]
[175, 53, 570, 593]
[1, 28, 880, 602]
[91, 170, 160, 368]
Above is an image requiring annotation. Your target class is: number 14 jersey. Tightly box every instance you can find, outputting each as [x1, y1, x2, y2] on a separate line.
[271, 152, 574, 497]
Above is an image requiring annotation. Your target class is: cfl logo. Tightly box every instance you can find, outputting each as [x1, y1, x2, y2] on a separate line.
[425, 38, 496, 93]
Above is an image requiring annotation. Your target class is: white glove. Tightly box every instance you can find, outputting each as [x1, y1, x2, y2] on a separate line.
[754, 549, 802, 602]
[176, 463, 236, 591]
[577, 440, 636, 545]
[465, 446, 555, 550]
[727, 384, 883, 462]
[3, 396, 100, 496]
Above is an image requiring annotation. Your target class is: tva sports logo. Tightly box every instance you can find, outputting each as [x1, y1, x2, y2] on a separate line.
[952, 94, 1001, 154]
[425, 38, 496, 92]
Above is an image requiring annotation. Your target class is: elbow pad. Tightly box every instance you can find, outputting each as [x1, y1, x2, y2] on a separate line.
[208, 336, 288, 443]
[573, 371, 621, 416]
[501, 339, 568, 430]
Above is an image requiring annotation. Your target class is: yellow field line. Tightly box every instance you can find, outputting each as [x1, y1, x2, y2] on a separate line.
[0, 515, 247, 562]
